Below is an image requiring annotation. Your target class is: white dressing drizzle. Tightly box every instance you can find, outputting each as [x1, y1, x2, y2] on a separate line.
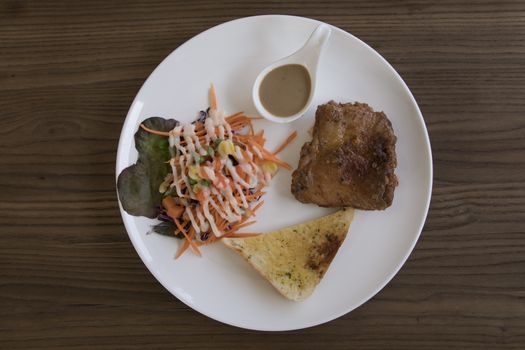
[195, 208, 209, 233]
[164, 109, 269, 238]
[169, 157, 184, 197]
[226, 162, 251, 188]
[234, 181, 249, 208]
[203, 199, 222, 237]
[185, 207, 200, 235]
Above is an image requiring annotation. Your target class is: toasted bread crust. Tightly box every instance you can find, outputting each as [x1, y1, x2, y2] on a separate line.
[222, 209, 354, 301]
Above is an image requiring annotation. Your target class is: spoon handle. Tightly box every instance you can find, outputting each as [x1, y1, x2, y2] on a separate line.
[301, 24, 332, 56]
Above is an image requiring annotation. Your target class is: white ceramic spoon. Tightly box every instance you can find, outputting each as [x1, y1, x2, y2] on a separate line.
[252, 24, 331, 123]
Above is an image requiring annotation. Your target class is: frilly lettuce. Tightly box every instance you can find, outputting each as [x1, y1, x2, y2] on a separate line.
[117, 117, 178, 218]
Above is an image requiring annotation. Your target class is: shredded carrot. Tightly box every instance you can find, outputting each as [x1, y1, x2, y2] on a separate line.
[174, 219, 201, 256]
[194, 122, 205, 131]
[252, 200, 265, 213]
[239, 148, 253, 162]
[226, 111, 244, 121]
[140, 124, 170, 136]
[196, 233, 222, 246]
[175, 236, 190, 259]
[199, 167, 210, 180]
[162, 197, 184, 219]
[164, 156, 181, 164]
[243, 200, 264, 219]
[196, 190, 206, 203]
[235, 165, 247, 180]
[210, 83, 218, 111]
[245, 191, 266, 201]
[273, 131, 297, 155]
[213, 157, 222, 171]
[224, 232, 260, 238]
[232, 220, 256, 230]
[260, 149, 292, 170]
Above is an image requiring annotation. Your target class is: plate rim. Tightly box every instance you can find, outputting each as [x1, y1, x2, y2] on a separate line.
[115, 14, 433, 331]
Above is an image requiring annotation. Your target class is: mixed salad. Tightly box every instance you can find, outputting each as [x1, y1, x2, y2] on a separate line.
[117, 85, 296, 258]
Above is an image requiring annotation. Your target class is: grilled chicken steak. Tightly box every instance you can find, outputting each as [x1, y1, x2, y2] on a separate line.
[291, 101, 398, 210]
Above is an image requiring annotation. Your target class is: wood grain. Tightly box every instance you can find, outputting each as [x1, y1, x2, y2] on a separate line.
[1, 0, 525, 349]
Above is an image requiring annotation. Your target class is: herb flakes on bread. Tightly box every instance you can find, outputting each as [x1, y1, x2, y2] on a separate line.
[222, 209, 354, 301]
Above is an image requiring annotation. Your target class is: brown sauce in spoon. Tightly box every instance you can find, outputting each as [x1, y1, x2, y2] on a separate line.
[259, 64, 311, 117]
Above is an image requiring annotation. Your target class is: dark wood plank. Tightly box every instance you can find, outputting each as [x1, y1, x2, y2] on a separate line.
[1, 0, 525, 349]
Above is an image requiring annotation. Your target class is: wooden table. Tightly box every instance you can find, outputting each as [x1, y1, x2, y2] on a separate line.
[2, 1, 524, 349]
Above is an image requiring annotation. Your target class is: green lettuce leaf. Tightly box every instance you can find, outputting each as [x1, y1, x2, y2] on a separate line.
[150, 221, 183, 238]
[117, 117, 178, 218]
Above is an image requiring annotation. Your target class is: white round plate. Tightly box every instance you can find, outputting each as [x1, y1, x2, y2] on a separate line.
[116, 15, 432, 331]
